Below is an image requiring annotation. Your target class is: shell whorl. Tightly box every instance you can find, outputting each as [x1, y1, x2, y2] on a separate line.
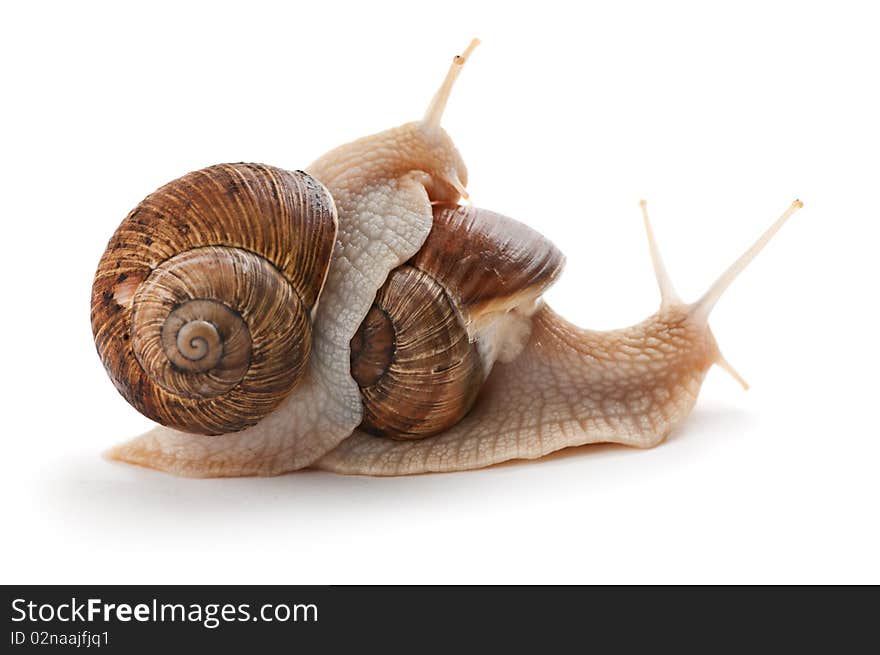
[91, 163, 337, 435]
[349, 204, 565, 440]
[351, 265, 485, 439]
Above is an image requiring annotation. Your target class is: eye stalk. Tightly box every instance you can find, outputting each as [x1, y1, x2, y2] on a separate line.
[639, 198, 804, 390]
[423, 38, 480, 132]
[689, 199, 804, 324]
[420, 39, 478, 203]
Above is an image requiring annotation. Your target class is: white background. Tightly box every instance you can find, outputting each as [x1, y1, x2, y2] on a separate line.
[1, 0, 877, 584]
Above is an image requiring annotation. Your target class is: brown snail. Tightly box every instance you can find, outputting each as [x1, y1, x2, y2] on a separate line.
[91, 40, 802, 477]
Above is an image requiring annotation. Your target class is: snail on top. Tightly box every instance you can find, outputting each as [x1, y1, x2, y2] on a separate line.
[91, 39, 802, 477]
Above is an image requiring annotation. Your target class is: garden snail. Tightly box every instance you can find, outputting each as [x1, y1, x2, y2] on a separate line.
[91, 39, 802, 477]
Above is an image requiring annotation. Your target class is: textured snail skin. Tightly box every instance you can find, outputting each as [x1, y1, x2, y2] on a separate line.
[100, 41, 801, 477]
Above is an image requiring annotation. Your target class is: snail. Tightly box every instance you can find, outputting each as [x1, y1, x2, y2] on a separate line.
[91, 40, 802, 477]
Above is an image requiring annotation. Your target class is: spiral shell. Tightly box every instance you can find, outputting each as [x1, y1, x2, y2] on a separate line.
[91, 163, 337, 435]
[350, 204, 564, 439]
[351, 265, 485, 439]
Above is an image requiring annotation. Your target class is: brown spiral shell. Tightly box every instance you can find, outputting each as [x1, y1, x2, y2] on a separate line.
[351, 265, 485, 439]
[349, 204, 565, 440]
[91, 163, 337, 435]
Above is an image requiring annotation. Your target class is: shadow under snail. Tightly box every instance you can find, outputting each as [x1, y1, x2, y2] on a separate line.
[91, 40, 802, 477]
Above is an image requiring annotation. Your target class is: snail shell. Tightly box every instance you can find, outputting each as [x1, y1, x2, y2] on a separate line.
[350, 264, 486, 439]
[91, 163, 337, 435]
[350, 203, 564, 439]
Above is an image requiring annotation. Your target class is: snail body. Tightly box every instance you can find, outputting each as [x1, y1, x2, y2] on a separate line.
[92, 41, 802, 477]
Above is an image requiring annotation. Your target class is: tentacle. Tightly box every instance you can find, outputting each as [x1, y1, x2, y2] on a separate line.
[690, 200, 803, 324]
[716, 352, 749, 390]
[423, 38, 480, 131]
[640, 200, 681, 308]
[639, 199, 803, 390]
